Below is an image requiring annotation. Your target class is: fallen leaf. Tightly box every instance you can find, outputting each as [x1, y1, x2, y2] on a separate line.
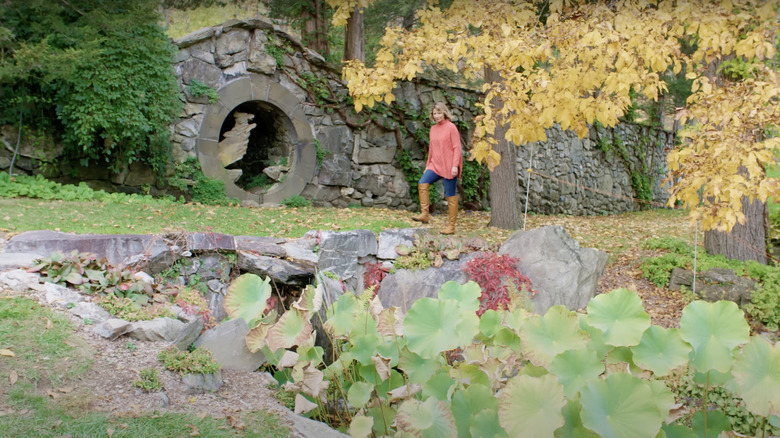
[45, 318, 54, 330]
[0, 349, 15, 357]
[58, 386, 73, 394]
[106, 428, 114, 437]
[9, 370, 17, 386]
[188, 424, 200, 436]
[47, 390, 59, 399]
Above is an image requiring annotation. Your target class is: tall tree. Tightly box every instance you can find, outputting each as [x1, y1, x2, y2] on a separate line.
[341, 0, 778, 244]
[265, 0, 331, 57]
[325, 0, 378, 62]
[0, 0, 181, 173]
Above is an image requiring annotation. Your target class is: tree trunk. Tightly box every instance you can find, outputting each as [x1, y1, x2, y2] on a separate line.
[301, 0, 329, 56]
[343, 5, 364, 62]
[704, 196, 768, 264]
[484, 66, 523, 230]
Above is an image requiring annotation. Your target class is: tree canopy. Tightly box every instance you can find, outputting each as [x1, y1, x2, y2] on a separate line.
[0, 0, 181, 173]
[339, 0, 779, 232]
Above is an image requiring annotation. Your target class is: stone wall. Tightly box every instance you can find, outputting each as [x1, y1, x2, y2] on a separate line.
[0, 17, 674, 215]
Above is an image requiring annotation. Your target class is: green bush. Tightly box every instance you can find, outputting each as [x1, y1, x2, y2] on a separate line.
[187, 79, 220, 103]
[158, 346, 221, 375]
[133, 368, 163, 392]
[281, 195, 310, 208]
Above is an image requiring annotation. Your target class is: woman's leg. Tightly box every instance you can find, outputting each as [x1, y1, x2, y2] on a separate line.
[413, 170, 442, 223]
[441, 177, 459, 234]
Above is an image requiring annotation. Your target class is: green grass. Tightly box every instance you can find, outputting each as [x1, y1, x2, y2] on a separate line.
[0, 198, 411, 239]
[0, 297, 289, 438]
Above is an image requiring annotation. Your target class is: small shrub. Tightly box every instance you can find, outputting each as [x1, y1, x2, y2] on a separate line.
[158, 346, 221, 375]
[281, 195, 310, 208]
[462, 253, 535, 315]
[133, 368, 162, 392]
[187, 79, 220, 103]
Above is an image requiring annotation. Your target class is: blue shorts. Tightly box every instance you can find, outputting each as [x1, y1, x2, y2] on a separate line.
[419, 169, 458, 197]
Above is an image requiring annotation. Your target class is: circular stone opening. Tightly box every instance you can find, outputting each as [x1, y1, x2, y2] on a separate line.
[218, 101, 295, 194]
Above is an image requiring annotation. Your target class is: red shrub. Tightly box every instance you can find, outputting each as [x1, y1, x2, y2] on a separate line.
[462, 253, 535, 316]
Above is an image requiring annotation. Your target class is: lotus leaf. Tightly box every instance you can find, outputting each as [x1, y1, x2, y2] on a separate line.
[579, 373, 665, 438]
[223, 273, 272, 325]
[404, 297, 479, 359]
[550, 349, 605, 398]
[631, 326, 691, 377]
[679, 300, 749, 373]
[498, 374, 565, 437]
[519, 305, 588, 367]
[732, 335, 780, 417]
[586, 288, 650, 347]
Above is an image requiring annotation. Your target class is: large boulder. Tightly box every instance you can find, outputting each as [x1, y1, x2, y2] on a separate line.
[376, 256, 473, 313]
[499, 225, 608, 314]
[193, 318, 267, 371]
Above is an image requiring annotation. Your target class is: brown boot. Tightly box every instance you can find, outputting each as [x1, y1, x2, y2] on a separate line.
[441, 196, 458, 234]
[412, 184, 430, 223]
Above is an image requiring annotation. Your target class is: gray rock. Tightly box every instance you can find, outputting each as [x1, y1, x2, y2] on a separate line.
[128, 317, 185, 342]
[44, 282, 84, 308]
[70, 302, 111, 323]
[317, 230, 377, 281]
[281, 238, 319, 268]
[0, 268, 40, 292]
[285, 411, 350, 438]
[377, 258, 470, 313]
[182, 371, 224, 393]
[235, 236, 287, 258]
[171, 316, 205, 350]
[669, 267, 756, 305]
[0, 253, 39, 272]
[94, 318, 133, 340]
[499, 225, 608, 314]
[193, 318, 267, 371]
[376, 229, 425, 260]
[186, 233, 236, 252]
[237, 250, 314, 286]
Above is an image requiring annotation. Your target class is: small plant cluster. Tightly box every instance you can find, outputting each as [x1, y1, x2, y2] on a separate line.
[133, 367, 163, 392]
[362, 262, 389, 295]
[157, 346, 221, 375]
[173, 286, 217, 329]
[168, 157, 240, 206]
[394, 235, 462, 271]
[640, 237, 780, 331]
[28, 251, 163, 308]
[186, 79, 220, 103]
[281, 195, 310, 208]
[461, 253, 536, 316]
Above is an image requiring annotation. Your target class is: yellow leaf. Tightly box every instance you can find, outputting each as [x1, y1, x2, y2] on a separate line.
[0, 349, 15, 357]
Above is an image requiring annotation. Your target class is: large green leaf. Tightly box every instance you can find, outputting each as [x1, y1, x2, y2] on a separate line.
[498, 374, 565, 437]
[732, 335, 780, 417]
[691, 410, 731, 438]
[579, 373, 665, 438]
[630, 326, 691, 377]
[550, 349, 605, 398]
[399, 347, 444, 385]
[451, 384, 499, 438]
[265, 309, 312, 352]
[223, 273, 272, 325]
[349, 332, 383, 366]
[519, 306, 589, 367]
[404, 297, 479, 359]
[438, 280, 482, 313]
[471, 408, 509, 438]
[479, 309, 503, 338]
[586, 289, 650, 347]
[324, 292, 361, 337]
[423, 371, 456, 401]
[347, 381, 374, 409]
[348, 415, 374, 438]
[679, 300, 749, 373]
[555, 398, 599, 438]
[396, 397, 458, 438]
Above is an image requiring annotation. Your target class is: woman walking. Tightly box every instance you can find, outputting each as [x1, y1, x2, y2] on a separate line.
[412, 102, 462, 234]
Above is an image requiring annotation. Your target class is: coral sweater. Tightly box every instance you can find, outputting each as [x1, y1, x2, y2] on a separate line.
[426, 119, 462, 179]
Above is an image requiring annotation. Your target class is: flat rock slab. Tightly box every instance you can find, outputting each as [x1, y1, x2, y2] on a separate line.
[5, 230, 163, 266]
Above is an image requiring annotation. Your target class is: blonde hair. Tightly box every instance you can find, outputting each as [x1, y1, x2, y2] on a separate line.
[430, 102, 453, 122]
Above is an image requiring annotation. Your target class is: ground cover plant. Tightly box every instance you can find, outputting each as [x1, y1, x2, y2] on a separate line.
[0, 296, 289, 438]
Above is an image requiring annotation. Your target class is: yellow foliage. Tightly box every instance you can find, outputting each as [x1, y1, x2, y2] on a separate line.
[339, 0, 779, 232]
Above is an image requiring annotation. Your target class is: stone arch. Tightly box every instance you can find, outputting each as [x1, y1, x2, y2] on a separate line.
[196, 74, 316, 204]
